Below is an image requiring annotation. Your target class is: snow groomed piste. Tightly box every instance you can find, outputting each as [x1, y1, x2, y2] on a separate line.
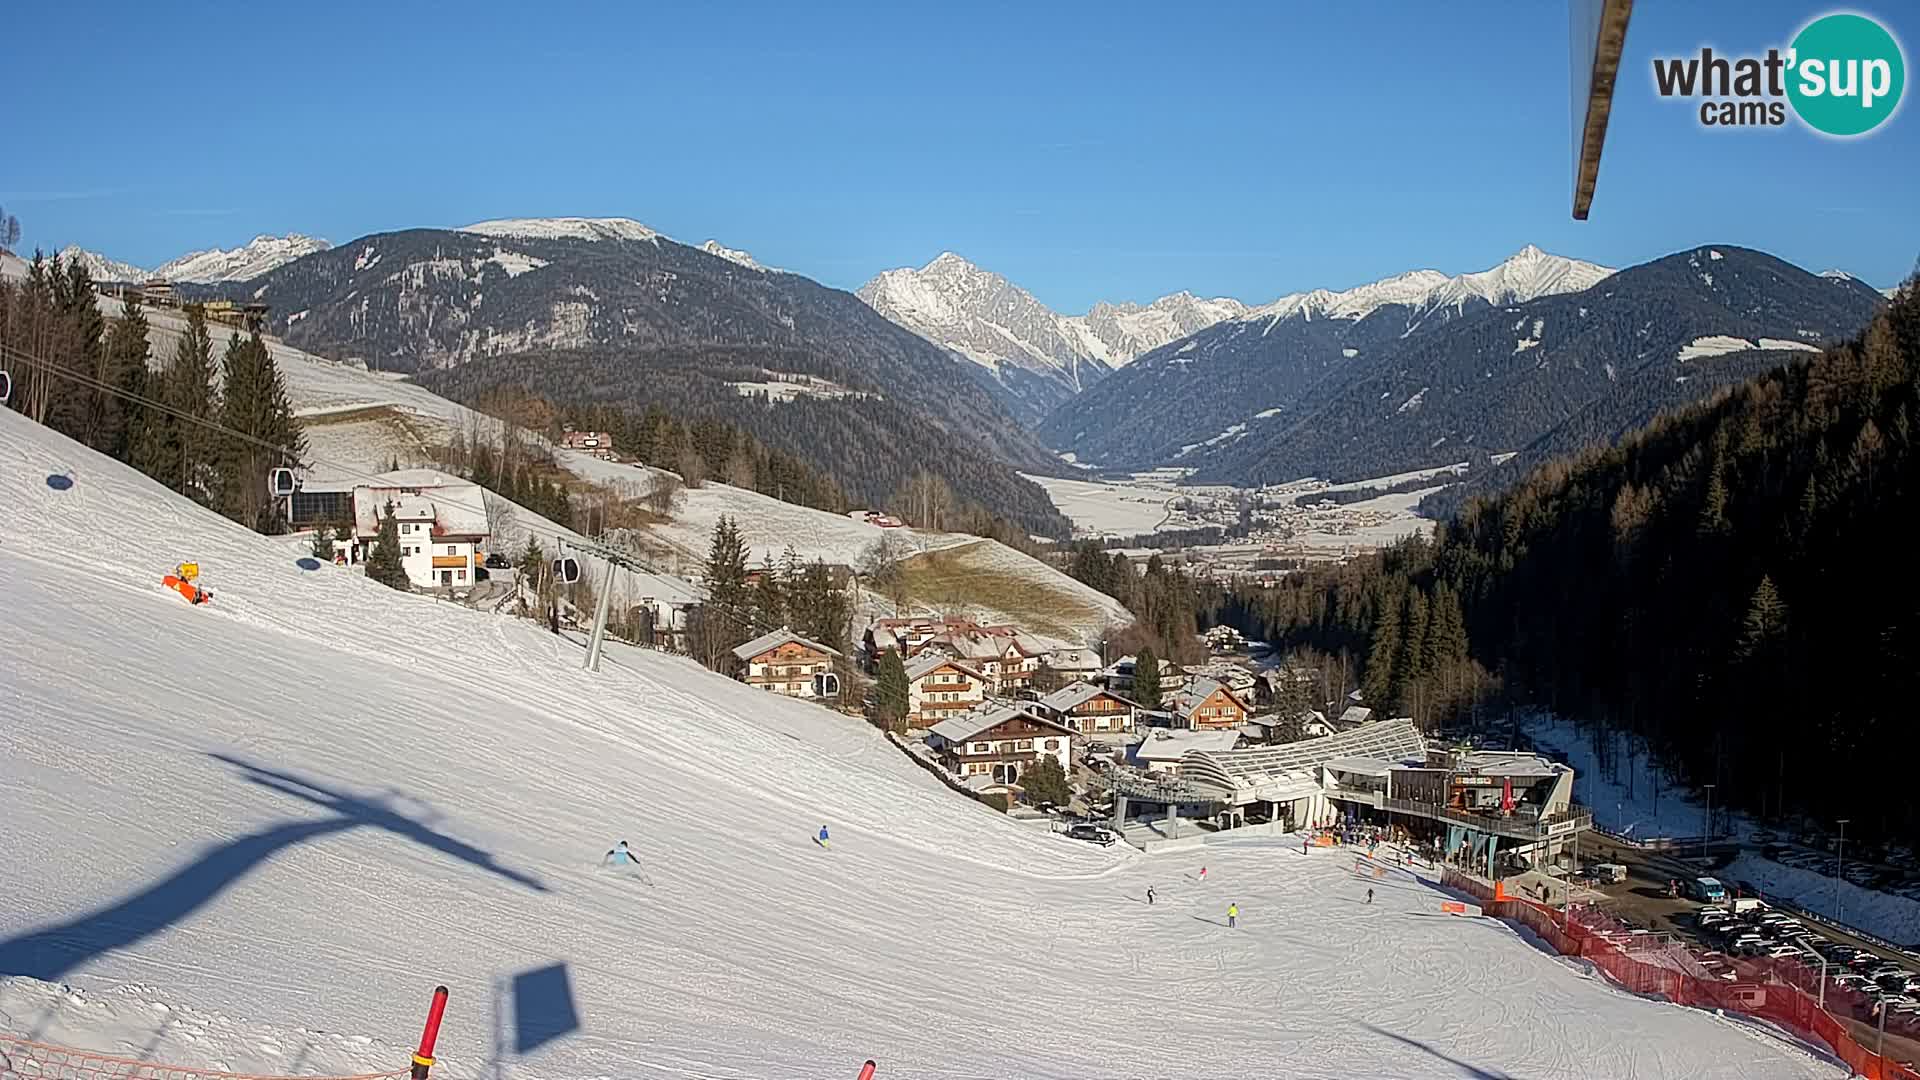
[0, 404, 1854, 1077]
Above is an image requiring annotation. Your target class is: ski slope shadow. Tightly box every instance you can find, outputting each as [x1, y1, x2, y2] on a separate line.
[0, 753, 545, 982]
[1358, 1022, 1516, 1079]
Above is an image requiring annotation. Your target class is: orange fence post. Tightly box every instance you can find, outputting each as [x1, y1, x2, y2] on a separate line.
[857, 1061, 877, 1080]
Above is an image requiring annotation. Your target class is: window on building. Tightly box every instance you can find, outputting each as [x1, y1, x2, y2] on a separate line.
[970, 742, 990, 754]
[446, 545, 456, 556]
[457, 570, 466, 582]
[1016, 739, 1033, 751]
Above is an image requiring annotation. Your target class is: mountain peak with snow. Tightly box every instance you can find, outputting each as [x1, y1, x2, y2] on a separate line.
[57, 245, 147, 283]
[153, 234, 331, 283]
[1242, 247, 1612, 327]
[459, 217, 662, 245]
[699, 239, 775, 273]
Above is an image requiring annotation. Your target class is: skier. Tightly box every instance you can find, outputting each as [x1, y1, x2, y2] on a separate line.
[1366, 887, 1375, 905]
[1198, 866, 1207, 883]
[1146, 885, 1156, 906]
[604, 840, 639, 867]
[1303, 836, 1310, 856]
[1226, 902, 1238, 929]
[816, 824, 831, 849]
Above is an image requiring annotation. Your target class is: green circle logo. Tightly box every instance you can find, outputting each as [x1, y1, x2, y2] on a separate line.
[1788, 13, 1905, 136]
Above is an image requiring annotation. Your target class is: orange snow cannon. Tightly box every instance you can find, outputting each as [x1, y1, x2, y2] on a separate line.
[163, 563, 212, 605]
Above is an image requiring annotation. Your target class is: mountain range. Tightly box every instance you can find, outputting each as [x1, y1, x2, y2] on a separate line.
[857, 253, 1246, 423]
[195, 219, 1071, 535]
[41, 218, 1898, 529]
[57, 235, 330, 284]
[1038, 245, 1617, 470]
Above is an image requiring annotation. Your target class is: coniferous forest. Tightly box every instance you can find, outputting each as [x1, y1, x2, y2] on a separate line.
[1218, 279, 1920, 842]
[1, 251, 303, 535]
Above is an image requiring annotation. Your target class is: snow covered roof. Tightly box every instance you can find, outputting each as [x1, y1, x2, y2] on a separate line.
[904, 651, 986, 683]
[1180, 718, 1427, 795]
[927, 704, 1073, 745]
[732, 627, 843, 663]
[1169, 677, 1249, 725]
[351, 473, 488, 539]
[1453, 750, 1567, 780]
[1337, 706, 1375, 728]
[1132, 728, 1241, 762]
[1038, 681, 1136, 713]
[629, 571, 706, 608]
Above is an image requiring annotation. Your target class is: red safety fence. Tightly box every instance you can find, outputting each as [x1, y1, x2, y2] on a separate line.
[1445, 868, 1920, 1080]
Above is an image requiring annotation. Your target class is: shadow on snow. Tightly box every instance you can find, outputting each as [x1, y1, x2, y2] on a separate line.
[0, 753, 544, 982]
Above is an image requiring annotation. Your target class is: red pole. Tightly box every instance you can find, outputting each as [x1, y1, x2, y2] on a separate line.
[412, 985, 450, 1080]
[857, 1061, 876, 1080]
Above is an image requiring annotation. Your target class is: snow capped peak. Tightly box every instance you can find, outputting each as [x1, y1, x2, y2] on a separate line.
[57, 245, 147, 283]
[459, 217, 662, 245]
[1244, 248, 1613, 327]
[858, 254, 1250, 384]
[153, 234, 331, 283]
[699, 239, 772, 272]
[1819, 268, 1861, 283]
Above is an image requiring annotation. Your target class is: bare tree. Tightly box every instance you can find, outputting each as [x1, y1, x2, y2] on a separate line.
[483, 491, 519, 553]
[646, 471, 684, 516]
[0, 207, 19, 251]
[859, 532, 916, 615]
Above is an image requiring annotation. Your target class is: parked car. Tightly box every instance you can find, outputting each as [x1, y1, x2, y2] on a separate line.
[1685, 877, 1729, 903]
[1065, 823, 1118, 847]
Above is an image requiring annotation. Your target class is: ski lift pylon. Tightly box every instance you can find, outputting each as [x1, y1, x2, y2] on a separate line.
[268, 467, 296, 497]
[553, 557, 582, 585]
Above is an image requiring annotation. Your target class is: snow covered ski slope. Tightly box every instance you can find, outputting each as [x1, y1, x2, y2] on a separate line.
[0, 409, 1845, 1079]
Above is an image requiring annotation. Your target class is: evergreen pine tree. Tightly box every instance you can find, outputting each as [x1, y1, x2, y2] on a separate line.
[873, 647, 910, 731]
[1362, 591, 1404, 708]
[1020, 754, 1072, 807]
[107, 293, 154, 465]
[157, 304, 219, 504]
[365, 502, 412, 591]
[1132, 645, 1162, 709]
[800, 559, 850, 653]
[751, 555, 786, 634]
[703, 515, 752, 660]
[217, 331, 303, 533]
[311, 526, 336, 560]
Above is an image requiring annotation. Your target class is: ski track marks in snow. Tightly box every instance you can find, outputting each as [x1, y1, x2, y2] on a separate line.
[0, 409, 1845, 1079]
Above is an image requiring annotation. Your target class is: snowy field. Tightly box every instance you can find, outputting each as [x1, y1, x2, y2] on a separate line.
[1019, 472, 1172, 537]
[0, 408, 1847, 1080]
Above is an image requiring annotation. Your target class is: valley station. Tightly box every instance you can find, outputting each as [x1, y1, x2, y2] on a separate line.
[1110, 718, 1592, 875]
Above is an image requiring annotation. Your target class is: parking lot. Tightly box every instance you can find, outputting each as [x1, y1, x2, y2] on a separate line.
[1574, 834, 1920, 1068]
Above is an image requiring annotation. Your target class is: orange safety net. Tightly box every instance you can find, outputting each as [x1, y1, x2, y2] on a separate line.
[1444, 868, 1920, 1080]
[0, 1035, 411, 1080]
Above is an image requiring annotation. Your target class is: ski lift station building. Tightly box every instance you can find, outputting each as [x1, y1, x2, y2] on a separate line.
[1111, 718, 1592, 869]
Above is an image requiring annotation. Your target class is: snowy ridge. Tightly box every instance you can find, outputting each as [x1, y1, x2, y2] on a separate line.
[857, 253, 1246, 381]
[459, 217, 662, 244]
[1244, 245, 1613, 327]
[56, 245, 147, 283]
[0, 403, 1844, 1078]
[154, 235, 330, 283]
[698, 239, 776, 273]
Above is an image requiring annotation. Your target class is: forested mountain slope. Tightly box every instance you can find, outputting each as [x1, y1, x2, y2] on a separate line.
[1223, 278, 1920, 840]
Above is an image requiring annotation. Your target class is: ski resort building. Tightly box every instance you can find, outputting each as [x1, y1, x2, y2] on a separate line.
[732, 628, 843, 698]
[341, 470, 490, 591]
[925, 704, 1076, 786]
[1033, 681, 1139, 738]
[1109, 718, 1593, 865]
[904, 653, 991, 727]
[1130, 728, 1241, 774]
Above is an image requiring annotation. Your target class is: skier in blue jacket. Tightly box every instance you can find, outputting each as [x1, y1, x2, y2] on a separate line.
[817, 825, 831, 848]
[604, 840, 638, 866]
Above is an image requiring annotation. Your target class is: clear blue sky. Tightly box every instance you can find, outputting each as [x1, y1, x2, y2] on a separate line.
[6, 2, 1914, 311]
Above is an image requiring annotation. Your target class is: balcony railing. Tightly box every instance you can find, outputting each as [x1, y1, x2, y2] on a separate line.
[1381, 798, 1592, 841]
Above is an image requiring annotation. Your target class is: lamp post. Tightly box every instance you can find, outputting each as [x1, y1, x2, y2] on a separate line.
[1701, 783, 1715, 865]
[1836, 818, 1849, 925]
